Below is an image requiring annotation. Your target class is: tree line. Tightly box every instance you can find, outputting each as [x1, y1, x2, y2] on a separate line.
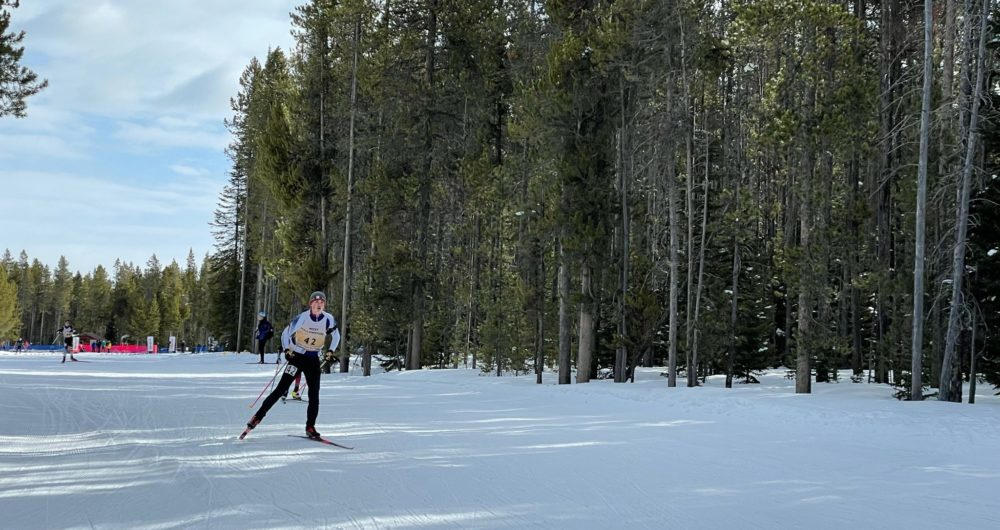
[0, 251, 210, 350]
[3, 0, 999, 402]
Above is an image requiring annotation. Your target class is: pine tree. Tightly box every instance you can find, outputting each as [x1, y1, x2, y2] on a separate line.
[0, 1, 46, 118]
[90, 265, 113, 339]
[51, 256, 72, 327]
[0, 263, 19, 340]
[544, 0, 622, 382]
[181, 250, 202, 347]
[26, 259, 50, 343]
[158, 262, 184, 343]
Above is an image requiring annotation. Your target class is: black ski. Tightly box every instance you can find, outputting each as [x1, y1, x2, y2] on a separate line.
[287, 434, 353, 449]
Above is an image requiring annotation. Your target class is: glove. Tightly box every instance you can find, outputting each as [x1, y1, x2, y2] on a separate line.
[284, 349, 295, 361]
[324, 350, 336, 361]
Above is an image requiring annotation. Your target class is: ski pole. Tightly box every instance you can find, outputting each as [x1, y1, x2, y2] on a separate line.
[249, 360, 285, 409]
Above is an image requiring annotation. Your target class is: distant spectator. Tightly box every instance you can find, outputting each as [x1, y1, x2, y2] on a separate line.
[254, 311, 275, 364]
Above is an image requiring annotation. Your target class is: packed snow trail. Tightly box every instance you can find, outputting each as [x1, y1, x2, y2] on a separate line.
[0, 352, 998, 529]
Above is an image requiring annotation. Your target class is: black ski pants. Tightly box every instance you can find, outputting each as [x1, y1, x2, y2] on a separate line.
[254, 354, 322, 428]
[256, 338, 269, 362]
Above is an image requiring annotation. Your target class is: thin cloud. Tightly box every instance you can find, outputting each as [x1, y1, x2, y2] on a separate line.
[114, 119, 230, 152]
[3, 170, 220, 215]
[0, 132, 88, 160]
[4, 1, 297, 274]
[0, 169, 223, 273]
[17, 1, 296, 121]
[170, 164, 211, 178]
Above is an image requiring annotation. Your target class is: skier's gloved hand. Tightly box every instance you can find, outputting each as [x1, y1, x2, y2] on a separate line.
[284, 349, 295, 361]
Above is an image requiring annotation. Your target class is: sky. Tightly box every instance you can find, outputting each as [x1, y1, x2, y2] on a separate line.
[0, 354, 997, 529]
[0, 1, 299, 275]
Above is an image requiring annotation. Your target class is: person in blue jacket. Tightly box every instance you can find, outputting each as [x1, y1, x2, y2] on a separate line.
[244, 291, 340, 439]
[254, 312, 275, 364]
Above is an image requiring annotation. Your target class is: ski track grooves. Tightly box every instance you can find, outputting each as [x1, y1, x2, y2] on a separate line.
[0, 354, 998, 529]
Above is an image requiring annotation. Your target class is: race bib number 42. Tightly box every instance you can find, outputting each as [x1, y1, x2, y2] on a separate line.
[294, 327, 326, 350]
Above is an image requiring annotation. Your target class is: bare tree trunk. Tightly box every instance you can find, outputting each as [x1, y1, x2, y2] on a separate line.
[726, 216, 740, 389]
[662, 64, 679, 388]
[796, 181, 812, 394]
[690, 105, 711, 388]
[236, 188, 248, 353]
[874, 0, 901, 385]
[320, 93, 329, 280]
[467, 216, 480, 370]
[252, 262, 263, 351]
[249, 202, 266, 353]
[910, 0, 933, 401]
[968, 310, 978, 404]
[558, 240, 571, 385]
[494, 230, 503, 377]
[577, 265, 593, 383]
[796, 76, 816, 394]
[408, 314, 423, 370]
[941, 0, 990, 403]
[362, 343, 371, 376]
[253, 202, 268, 352]
[615, 73, 630, 384]
[684, 112, 695, 382]
[339, 16, 361, 373]
[850, 152, 863, 376]
[667, 135, 679, 389]
[941, 0, 956, 103]
[536, 237, 545, 385]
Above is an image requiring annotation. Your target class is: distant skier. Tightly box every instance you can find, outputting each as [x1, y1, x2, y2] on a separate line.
[254, 311, 275, 364]
[242, 291, 340, 440]
[15, 337, 23, 353]
[60, 320, 77, 363]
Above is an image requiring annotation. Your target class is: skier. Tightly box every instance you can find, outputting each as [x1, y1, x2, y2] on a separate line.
[15, 337, 23, 353]
[243, 291, 340, 440]
[60, 320, 78, 363]
[254, 311, 275, 364]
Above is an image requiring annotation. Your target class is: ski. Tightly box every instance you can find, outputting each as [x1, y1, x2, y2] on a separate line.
[287, 434, 353, 449]
[281, 397, 307, 403]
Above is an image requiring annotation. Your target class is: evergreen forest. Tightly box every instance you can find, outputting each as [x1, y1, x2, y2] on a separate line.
[3, 0, 1000, 402]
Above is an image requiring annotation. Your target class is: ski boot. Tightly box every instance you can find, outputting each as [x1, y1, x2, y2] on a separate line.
[239, 416, 260, 440]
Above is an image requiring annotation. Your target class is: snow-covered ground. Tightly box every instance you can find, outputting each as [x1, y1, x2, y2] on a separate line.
[0, 351, 997, 530]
